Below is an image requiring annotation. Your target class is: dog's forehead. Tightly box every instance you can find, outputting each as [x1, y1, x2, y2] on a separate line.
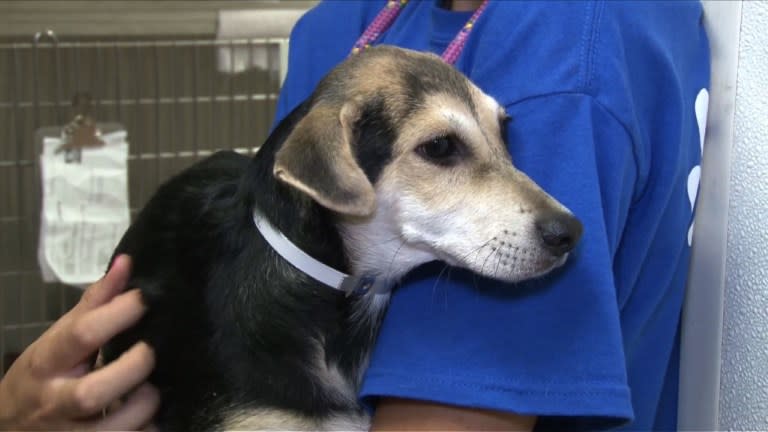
[315, 47, 504, 121]
[386, 51, 503, 121]
[396, 56, 476, 112]
[344, 48, 477, 109]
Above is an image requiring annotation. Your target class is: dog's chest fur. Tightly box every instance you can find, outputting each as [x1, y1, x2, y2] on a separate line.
[102, 103, 390, 431]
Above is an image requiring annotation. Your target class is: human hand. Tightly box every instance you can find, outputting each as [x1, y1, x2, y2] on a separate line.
[0, 255, 159, 431]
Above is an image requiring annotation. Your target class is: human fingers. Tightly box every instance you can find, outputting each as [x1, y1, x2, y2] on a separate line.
[76, 254, 133, 313]
[35, 289, 146, 372]
[47, 341, 155, 418]
[93, 383, 160, 432]
[19, 258, 136, 377]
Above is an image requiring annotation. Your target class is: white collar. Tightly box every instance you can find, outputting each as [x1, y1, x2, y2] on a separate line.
[252, 208, 388, 296]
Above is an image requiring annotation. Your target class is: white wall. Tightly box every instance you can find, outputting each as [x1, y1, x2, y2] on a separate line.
[678, 2, 740, 429]
[719, 1, 768, 429]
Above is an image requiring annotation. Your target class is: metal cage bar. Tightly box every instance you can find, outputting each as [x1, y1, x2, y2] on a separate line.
[0, 34, 287, 376]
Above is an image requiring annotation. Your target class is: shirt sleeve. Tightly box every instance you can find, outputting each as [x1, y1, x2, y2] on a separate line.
[360, 92, 638, 431]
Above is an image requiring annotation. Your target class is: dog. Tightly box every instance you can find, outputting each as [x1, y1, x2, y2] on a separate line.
[102, 46, 583, 431]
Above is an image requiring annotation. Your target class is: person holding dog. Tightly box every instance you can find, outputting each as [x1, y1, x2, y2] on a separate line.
[273, 0, 709, 431]
[0, 0, 709, 431]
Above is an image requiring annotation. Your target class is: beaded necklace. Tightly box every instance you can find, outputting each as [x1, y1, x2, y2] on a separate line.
[351, 0, 490, 65]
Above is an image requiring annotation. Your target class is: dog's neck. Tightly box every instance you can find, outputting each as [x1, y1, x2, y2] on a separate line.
[241, 102, 417, 297]
[240, 102, 351, 280]
[238, 103, 393, 386]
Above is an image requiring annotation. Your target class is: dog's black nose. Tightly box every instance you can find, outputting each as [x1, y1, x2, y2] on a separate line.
[536, 212, 583, 256]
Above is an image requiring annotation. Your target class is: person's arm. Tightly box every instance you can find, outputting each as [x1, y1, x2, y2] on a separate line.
[359, 93, 637, 430]
[372, 398, 536, 431]
[0, 255, 158, 431]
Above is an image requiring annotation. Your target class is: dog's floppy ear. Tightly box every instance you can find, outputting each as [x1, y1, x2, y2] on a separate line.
[274, 101, 376, 217]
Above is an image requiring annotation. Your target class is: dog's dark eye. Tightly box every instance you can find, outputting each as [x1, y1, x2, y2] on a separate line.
[416, 136, 462, 165]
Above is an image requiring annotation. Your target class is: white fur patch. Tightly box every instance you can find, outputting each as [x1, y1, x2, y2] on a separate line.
[223, 407, 370, 431]
[310, 339, 357, 406]
[440, 107, 477, 139]
[338, 190, 435, 282]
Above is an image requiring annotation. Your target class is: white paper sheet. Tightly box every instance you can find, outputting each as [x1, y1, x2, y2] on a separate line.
[37, 130, 130, 287]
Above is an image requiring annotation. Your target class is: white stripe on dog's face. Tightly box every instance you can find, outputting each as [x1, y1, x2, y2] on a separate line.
[332, 48, 581, 286]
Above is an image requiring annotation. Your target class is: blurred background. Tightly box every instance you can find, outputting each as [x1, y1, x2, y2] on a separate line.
[0, 0, 315, 376]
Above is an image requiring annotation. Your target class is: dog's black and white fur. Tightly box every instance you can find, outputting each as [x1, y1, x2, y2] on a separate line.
[103, 46, 582, 431]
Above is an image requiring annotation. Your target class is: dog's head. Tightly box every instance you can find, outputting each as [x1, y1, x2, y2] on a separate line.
[274, 46, 582, 284]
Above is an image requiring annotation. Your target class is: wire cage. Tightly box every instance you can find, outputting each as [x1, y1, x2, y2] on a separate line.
[0, 32, 288, 376]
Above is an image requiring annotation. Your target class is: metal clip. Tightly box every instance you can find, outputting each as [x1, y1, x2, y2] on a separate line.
[33, 29, 58, 45]
[56, 92, 105, 162]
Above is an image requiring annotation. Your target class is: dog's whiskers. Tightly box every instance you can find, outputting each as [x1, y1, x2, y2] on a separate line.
[424, 236, 497, 304]
[478, 239, 500, 278]
[493, 249, 503, 280]
[455, 236, 497, 272]
[380, 234, 407, 245]
[430, 263, 453, 309]
[383, 238, 407, 282]
[467, 236, 497, 261]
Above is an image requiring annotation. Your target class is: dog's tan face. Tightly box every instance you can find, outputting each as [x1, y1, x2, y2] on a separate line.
[274, 46, 582, 285]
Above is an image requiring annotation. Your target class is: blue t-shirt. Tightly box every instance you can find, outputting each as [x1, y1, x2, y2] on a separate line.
[273, 1, 710, 430]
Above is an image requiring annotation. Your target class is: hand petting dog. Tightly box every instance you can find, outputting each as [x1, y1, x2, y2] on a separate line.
[0, 255, 158, 431]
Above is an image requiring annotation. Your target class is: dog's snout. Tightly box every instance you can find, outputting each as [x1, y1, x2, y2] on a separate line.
[536, 212, 583, 256]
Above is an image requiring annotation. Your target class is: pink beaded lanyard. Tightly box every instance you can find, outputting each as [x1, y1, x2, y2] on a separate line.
[351, 0, 490, 65]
